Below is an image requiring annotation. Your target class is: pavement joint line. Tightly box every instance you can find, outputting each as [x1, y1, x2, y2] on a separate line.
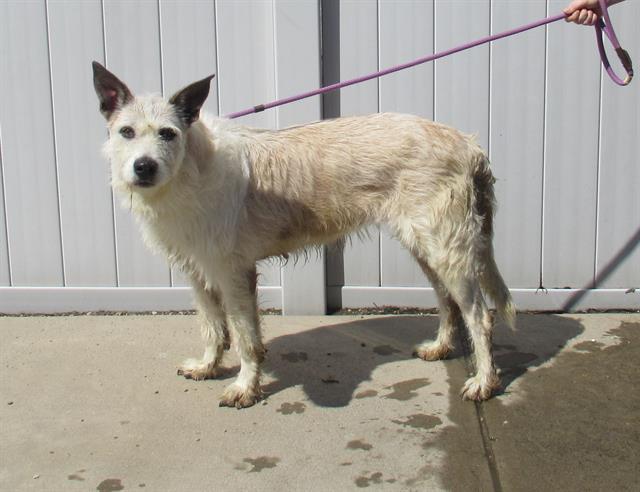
[473, 401, 503, 492]
[458, 325, 504, 492]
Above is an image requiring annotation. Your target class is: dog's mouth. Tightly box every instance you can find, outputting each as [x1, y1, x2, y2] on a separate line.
[133, 179, 156, 188]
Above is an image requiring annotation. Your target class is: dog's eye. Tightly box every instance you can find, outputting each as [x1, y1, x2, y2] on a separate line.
[159, 128, 177, 141]
[119, 126, 135, 139]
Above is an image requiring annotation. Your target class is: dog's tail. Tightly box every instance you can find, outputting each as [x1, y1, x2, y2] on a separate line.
[472, 153, 517, 329]
[482, 254, 517, 329]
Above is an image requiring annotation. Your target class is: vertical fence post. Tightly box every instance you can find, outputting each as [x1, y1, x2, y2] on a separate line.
[275, 0, 327, 314]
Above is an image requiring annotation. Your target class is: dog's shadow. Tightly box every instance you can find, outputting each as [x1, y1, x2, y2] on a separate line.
[491, 313, 585, 393]
[256, 314, 584, 407]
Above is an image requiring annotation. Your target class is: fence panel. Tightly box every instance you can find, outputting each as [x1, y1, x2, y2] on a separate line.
[491, 1, 546, 288]
[0, 0, 637, 313]
[103, 0, 171, 287]
[159, 0, 219, 287]
[596, 2, 640, 288]
[542, 0, 601, 289]
[275, 0, 326, 314]
[0, 140, 9, 286]
[334, 0, 381, 290]
[216, 0, 281, 288]
[48, 0, 118, 287]
[378, 0, 434, 288]
[0, 0, 64, 287]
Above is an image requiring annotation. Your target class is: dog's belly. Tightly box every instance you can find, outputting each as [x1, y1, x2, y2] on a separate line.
[261, 232, 342, 261]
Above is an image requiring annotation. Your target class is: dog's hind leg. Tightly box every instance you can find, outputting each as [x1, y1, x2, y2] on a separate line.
[413, 259, 460, 361]
[440, 271, 499, 400]
[178, 280, 230, 380]
[405, 222, 497, 399]
[219, 265, 265, 409]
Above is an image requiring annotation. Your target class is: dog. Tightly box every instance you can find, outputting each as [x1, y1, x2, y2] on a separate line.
[92, 61, 515, 408]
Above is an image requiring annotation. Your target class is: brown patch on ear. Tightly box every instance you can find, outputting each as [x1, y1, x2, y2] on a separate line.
[92, 61, 133, 121]
[169, 74, 215, 126]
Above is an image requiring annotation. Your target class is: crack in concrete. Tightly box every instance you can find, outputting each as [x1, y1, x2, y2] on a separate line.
[458, 328, 503, 492]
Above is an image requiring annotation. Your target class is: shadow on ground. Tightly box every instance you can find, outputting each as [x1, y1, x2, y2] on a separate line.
[493, 314, 585, 393]
[257, 314, 595, 488]
[478, 319, 639, 491]
[261, 316, 440, 407]
[432, 314, 587, 490]
[434, 316, 640, 491]
[260, 314, 584, 408]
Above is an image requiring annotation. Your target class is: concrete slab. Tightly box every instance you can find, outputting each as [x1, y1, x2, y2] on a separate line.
[0, 315, 492, 491]
[1, 313, 638, 491]
[483, 313, 640, 491]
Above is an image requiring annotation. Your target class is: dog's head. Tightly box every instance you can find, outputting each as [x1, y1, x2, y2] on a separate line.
[92, 61, 214, 195]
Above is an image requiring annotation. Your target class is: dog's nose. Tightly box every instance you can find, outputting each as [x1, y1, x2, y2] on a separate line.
[133, 157, 158, 182]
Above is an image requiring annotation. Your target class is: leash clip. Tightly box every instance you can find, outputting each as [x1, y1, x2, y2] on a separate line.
[596, 0, 633, 86]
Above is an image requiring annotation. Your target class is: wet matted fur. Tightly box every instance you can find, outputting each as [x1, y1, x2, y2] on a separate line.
[92, 62, 515, 408]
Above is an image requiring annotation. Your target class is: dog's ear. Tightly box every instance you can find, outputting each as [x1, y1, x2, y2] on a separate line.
[92, 61, 133, 121]
[169, 74, 215, 126]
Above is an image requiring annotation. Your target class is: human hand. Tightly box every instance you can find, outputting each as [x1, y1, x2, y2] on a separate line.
[564, 0, 601, 25]
[564, 0, 625, 25]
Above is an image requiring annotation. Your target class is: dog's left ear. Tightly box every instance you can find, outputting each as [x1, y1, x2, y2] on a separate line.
[169, 74, 215, 126]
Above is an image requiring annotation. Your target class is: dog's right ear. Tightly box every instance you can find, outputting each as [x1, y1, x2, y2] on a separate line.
[92, 61, 133, 121]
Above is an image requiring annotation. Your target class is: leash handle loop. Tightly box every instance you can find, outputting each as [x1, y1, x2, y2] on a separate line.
[595, 0, 633, 85]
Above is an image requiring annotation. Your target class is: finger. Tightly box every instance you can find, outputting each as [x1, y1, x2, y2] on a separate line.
[578, 9, 590, 25]
[566, 11, 580, 24]
[587, 11, 598, 25]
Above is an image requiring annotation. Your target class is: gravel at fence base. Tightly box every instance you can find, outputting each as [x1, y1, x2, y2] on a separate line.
[2, 306, 637, 318]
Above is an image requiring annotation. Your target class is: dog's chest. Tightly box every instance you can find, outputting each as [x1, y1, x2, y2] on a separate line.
[144, 213, 224, 269]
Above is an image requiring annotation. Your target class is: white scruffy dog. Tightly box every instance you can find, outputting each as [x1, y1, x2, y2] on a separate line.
[92, 61, 515, 408]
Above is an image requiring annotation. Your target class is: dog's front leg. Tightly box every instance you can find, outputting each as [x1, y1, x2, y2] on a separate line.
[177, 279, 229, 380]
[219, 266, 265, 409]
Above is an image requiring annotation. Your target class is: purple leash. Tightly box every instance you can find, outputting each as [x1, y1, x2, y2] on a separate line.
[595, 0, 633, 86]
[226, 2, 632, 120]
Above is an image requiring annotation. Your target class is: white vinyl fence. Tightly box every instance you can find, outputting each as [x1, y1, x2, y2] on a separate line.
[0, 0, 638, 314]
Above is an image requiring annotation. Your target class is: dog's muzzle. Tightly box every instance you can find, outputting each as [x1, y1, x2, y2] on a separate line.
[133, 157, 158, 187]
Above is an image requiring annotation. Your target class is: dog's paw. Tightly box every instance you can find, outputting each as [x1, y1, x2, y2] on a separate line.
[219, 383, 262, 409]
[177, 358, 220, 381]
[460, 374, 500, 401]
[413, 342, 453, 361]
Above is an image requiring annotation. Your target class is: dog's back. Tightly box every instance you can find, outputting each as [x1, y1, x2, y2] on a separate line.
[206, 113, 488, 256]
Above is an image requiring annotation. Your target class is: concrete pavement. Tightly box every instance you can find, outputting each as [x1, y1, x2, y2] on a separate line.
[1, 313, 638, 491]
